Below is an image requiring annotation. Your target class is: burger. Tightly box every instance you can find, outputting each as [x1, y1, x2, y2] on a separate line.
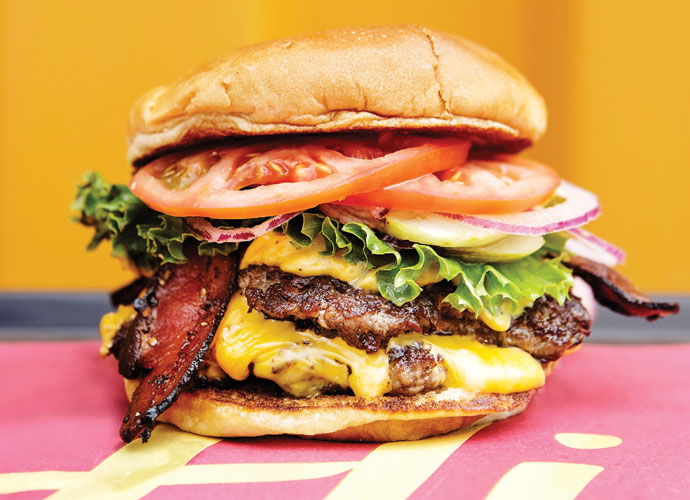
[73, 25, 678, 443]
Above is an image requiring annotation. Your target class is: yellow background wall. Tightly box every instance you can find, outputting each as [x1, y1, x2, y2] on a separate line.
[1, 0, 688, 292]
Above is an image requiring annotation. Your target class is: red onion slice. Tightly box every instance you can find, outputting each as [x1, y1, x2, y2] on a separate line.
[566, 227, 626, 266]
[438, 181, 600, 235]
[571, 276, 598, 323]
[185, 212, 302, 243]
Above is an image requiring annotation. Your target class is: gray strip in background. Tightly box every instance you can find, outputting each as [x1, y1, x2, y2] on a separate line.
[0, 292, 688, 343]
[1, 293, 111, 341]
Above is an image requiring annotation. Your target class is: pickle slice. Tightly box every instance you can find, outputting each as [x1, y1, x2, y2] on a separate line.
[446, 235, 545, 262]
[384, 210, 505, 248]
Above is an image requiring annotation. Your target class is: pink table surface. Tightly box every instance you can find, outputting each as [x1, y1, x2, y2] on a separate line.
[1, 341, 689, 499]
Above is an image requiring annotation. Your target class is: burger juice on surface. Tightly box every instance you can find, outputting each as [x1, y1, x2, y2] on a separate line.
[73, 26, 678, 442]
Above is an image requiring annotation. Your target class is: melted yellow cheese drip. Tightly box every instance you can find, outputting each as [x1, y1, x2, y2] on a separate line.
[478, 302, 513, 332]
[99, 305, 136, 357]
[214, 294, 391, 398]
[213, 293, 545, 398]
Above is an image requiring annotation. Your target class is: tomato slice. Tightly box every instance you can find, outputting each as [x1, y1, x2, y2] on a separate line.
[336, 154, 561, 215]
[130, 135, 470, 219]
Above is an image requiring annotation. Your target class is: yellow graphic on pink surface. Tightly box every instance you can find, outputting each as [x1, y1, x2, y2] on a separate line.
[555, 432, 623, 449]
[0, 425, 356, 499]
[483, 432, 623, 500]
[325, 423, 489, 499]
[0, 425, 621, 500]
[485, 462, 604, 500]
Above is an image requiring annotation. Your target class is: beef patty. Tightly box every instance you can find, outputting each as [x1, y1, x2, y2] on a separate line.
[239, 265, 591, 361]
[387, 341, 447, 396]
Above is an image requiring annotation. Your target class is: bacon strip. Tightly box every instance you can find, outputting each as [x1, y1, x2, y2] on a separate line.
[565, 255, 679, 320]
[118, 251, 237, 442]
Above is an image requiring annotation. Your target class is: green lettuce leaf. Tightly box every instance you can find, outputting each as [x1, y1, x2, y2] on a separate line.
[71, 172, 237, 272]
[283, 213, 573, 317]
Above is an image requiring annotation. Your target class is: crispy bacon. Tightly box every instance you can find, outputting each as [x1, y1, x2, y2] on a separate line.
[118, 250, 237, 442]
[565, 255, 679, 320]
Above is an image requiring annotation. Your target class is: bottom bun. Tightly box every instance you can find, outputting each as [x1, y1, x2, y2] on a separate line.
[124, 378, 534, 442]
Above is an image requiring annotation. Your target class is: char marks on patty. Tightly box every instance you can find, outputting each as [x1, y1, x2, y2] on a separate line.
[239, 265, 590, 361]
[388, 342, 448, 396]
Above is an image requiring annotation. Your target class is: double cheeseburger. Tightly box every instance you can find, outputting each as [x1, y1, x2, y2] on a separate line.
[73, 25, 678, 442]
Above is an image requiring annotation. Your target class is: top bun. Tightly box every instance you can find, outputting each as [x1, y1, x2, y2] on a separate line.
[127, 25, 546, 165]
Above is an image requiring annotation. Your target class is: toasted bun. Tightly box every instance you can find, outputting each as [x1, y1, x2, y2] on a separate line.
[128, 25, 546, 165]
[124, 378, 533, 442]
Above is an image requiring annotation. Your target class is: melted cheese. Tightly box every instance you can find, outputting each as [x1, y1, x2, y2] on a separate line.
[478, 301, 514, 332]
[213, 293, 545, 398]
[99, 305, 136, 357]
[240, 232, 441, 292]
[214, 294, 391, 398]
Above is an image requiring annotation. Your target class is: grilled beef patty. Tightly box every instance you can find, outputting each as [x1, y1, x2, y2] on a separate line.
[239, 265, 590, 361]
[387, 341, 447, 396]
